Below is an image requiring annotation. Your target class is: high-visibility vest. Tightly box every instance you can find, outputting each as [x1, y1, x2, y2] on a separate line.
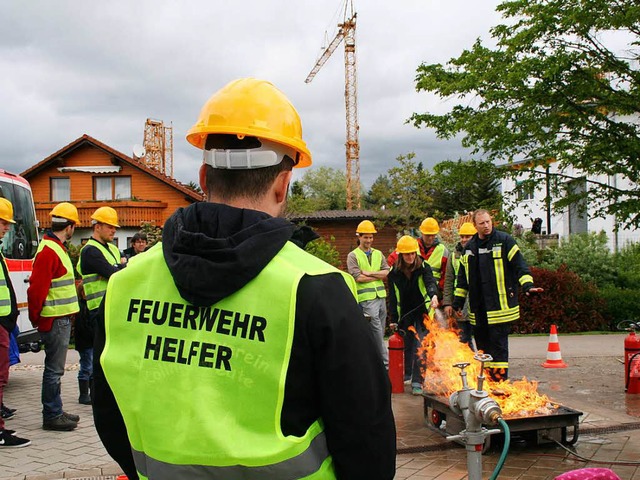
[392, 262, 428, 321]
[425, 243, 446, 281]
[0, 254, 11, 316]
[352, 248, 387, 302]
[34, 239, 79, 318]
[77, 238, 121, 311]
[102, 241, 357, 480]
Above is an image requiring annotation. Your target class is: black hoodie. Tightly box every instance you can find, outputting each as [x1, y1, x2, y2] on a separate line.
[93, 202, 396, 479]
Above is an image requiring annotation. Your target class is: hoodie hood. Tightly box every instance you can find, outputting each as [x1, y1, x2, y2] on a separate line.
[162, 202, 297, 306]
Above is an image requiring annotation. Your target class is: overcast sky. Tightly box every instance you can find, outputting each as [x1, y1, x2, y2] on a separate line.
[0, 0, 504, 189]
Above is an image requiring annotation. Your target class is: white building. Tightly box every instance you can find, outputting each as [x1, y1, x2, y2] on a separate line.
[502, 159, 639, 251]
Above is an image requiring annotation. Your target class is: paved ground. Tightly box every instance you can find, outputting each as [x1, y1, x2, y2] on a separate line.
[2, 333, 640, 479]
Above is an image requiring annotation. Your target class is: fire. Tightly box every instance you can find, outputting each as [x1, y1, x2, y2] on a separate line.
[418, 313, 556, 417]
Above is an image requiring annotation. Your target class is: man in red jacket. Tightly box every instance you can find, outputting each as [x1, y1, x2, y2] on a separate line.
[28, 202, 81, 431]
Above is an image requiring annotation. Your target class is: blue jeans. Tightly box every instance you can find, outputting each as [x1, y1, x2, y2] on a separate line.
[77, 348, 93, 381]
[40, 317, 71, 419]
[360, 297, 388, 368]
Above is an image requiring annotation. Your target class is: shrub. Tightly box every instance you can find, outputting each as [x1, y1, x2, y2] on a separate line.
[600, 286, 640, 329]
[613, 242, 640, 289]
[515, 266, 609, 334]
[305, 235, 342, 268]
[539, 232, 616, 287]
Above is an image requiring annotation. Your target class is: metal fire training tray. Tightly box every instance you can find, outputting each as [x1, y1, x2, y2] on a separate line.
[422, 392, 583, 449]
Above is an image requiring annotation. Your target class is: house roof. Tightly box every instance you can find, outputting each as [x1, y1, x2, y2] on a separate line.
[20, 134, 203, 202]
[287, 209, 378, 222]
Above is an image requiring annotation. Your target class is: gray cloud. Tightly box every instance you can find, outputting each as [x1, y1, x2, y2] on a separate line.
[0, 0, 501, 189]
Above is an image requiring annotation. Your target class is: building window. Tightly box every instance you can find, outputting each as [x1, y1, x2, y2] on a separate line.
[51, 177, 70, 201]
[94, 176, 131, 200]
[516, 180, 534, 201]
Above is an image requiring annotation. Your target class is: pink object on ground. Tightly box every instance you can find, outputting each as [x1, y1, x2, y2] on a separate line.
[555, 468, 621, 479]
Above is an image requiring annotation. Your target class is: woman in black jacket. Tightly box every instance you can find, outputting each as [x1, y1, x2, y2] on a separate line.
[388, 236, 439, 395]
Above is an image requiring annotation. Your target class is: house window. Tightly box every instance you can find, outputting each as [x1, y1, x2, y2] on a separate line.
[51, 177, 70, 201]
[516, 180, 534, 201]
[94, 176, 131, 200]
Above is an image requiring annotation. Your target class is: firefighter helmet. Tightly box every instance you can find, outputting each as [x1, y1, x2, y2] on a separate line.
[186, 78, 312, 168]
[356, 220, 377, 234]
[0, 198, 16, 224]
[396, 235, 419, 254]
[50, 202, 79, 225]
[91, 207, 120, 228]
[458, 222, 477, 236]
[419, 217, 440, 235]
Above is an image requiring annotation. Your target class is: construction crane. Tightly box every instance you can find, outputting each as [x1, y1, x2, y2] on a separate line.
[142, 118, 174, 178]
[305, 0, 360, 210]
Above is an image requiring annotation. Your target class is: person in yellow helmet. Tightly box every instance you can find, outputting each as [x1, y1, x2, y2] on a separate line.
[388, 236, 438, 395]
[388, 217, 449, 381]
[0, 198, 31, 447]
[93, 78, 396, 480]
[443, 222, 477, 346]
[27, 202, 81, 431]
[75, 206, 126, 405]
[346, 219, 391, 369]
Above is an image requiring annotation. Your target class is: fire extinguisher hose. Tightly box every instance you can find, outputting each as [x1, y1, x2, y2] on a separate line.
[489, 418, 510, 480]
[627, 352, 640, 390]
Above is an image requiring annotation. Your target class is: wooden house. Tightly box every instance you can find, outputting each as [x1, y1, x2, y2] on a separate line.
[21, 134, 203, 249]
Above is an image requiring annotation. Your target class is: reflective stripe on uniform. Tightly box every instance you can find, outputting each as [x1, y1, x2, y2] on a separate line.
[132, 431, 330, 480]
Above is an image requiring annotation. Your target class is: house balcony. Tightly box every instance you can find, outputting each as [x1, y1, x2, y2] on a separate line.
[35, 200, 169, 229]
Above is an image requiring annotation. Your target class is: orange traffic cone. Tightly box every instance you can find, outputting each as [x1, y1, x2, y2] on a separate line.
[542, 324, 568, 368]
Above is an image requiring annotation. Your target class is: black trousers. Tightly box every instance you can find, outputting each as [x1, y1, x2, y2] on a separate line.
[473, 311, 511, 381]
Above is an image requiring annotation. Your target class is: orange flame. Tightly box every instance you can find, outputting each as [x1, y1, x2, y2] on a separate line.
[418, 313, 555, 417]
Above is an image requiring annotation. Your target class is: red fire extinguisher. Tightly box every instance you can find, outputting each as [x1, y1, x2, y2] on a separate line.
[388, 328, 404, 394]
[624, 331, 640, 394]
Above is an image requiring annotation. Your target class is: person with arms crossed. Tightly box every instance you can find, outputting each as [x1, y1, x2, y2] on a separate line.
[93, 78, 396, 480]
[346, 220, 390, 368]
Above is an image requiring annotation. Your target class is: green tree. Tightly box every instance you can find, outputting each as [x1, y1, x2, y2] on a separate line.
[428, 159, 502, 218]
[411, 0, 640, 228]
[287, 167, 349, 213]
[363, 174, 395, 210]
[386, 153, 432, 221]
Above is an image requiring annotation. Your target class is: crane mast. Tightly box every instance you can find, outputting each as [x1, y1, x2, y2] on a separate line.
[305, 2, 360, 210]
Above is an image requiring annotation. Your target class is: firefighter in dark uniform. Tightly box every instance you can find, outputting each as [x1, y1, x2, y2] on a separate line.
[92, 78, 396, 480]
[453, 209, 543, 381]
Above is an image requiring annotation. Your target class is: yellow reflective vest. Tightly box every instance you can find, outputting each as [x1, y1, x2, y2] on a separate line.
[102, 242, 357, 480]
[34, 239, 79, 318]
[77, 238, 121, 311]
[352, 248, 387, 302]
[0, 254, 11, 316]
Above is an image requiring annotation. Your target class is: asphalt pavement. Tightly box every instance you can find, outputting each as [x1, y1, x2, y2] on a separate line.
[2, 333, 640, 480]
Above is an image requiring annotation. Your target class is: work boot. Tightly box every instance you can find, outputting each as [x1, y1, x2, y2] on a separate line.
[78, 380, 91, 405]
[63, 411, 80, 422]
[43, 414, 77, 431]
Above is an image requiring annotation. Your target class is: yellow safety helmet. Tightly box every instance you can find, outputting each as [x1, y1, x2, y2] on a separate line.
[50, 202, 80, 225]
[396, 235, 419, 254]
[91, 206, 120, 228]
[186, 78, 312, 168]
[458, 222, 477, 236]
[0, 198, 16, 224]
[356, 220, 377, 234]
[419, 217, 440, 235]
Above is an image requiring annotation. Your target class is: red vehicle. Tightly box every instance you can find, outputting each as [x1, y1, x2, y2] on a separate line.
[0, 169, 40, 350]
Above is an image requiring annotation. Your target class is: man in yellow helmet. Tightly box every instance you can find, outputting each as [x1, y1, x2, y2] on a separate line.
[76, 206, 126, 405]
[443, 222, 477, 346]
[347, 219, 390, 368]
[27, 202, 81, 431]
[93, 78, 396, 480]
[0, 198, 31, 447]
